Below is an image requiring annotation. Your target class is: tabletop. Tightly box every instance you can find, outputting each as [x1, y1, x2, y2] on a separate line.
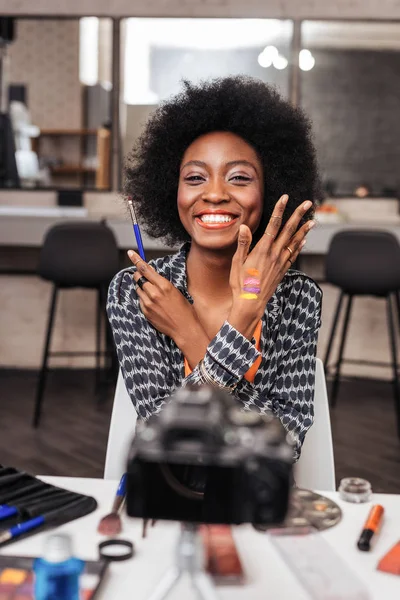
[0, 477, 399, 599]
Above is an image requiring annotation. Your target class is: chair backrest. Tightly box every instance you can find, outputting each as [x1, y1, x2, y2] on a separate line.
[39, 221, 120, 287]
[104, 371, 137, 480]
[294, 358, 336, 491]
[105, 359, 336, 490]
[326, 230, 400, 295]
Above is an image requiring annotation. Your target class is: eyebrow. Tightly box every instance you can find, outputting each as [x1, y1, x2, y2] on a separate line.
[180, 159, 258, 172]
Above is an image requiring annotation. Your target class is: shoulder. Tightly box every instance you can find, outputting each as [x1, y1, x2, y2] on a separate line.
[273, 270, 322, 327]
[281, 270, 322, 303]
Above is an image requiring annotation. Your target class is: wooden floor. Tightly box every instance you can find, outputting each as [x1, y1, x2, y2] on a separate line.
[1, 369, 399, 493]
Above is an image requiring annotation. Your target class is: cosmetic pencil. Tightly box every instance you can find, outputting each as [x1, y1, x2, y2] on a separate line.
[0, 496, 86, 544]
[0, 490, 76, 522]
[127, 197, 146, 261]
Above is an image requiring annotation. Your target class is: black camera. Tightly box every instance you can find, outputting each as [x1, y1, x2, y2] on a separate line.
[126, 385, 293, 526]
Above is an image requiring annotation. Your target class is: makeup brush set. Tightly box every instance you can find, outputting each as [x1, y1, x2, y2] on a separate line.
[0, 466, 97, 548]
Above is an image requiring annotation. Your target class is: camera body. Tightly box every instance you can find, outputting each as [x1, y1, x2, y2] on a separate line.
[126, 385, 293, 526]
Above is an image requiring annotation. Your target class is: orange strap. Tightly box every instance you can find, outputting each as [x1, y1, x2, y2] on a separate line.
[184, 320, 262, 384]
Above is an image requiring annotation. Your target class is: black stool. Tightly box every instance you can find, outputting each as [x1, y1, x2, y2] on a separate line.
[33, 221, 120, 427]
[324, 230, 400, 438]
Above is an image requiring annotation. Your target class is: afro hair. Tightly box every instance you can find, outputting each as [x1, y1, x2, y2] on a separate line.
[124, 75, 320, 246]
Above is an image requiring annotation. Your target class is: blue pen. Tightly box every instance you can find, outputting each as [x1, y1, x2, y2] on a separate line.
[127, 198, 146, 261]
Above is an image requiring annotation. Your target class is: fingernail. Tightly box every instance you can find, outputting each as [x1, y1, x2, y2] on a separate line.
[127, 250, 134, 257]
[308, 220, 316, 230]
[301, 239, 307, 248]
[281, 194, 289, 204]
[303, 201, 312, 211]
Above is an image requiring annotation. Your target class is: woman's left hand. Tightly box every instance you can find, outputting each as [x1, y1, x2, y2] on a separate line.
[128, 250, 199, 343]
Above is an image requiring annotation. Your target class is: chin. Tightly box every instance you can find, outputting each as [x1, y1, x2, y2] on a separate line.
[192, 233, 238, 252]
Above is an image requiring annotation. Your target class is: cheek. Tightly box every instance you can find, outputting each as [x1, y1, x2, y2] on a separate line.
[177, 186, 185, 213]
[247, 191, 264, 227]
[177, 184, 192, 225]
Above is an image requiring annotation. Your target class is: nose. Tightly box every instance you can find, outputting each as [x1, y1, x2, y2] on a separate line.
[201, 177, 230, 203]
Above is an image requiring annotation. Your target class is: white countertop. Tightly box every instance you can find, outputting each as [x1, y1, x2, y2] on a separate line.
[2, 206, 400, 255]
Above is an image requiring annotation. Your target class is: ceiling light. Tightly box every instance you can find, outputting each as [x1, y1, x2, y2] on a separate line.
[273, 54, 288, 70]
[299, 49, 315, 71]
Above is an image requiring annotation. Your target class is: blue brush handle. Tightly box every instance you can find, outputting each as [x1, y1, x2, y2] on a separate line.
[0, 505, 18, 521]
[133, 223, 146, 261]
[9, 515, 44, 538]
[116, 473, 127, 497]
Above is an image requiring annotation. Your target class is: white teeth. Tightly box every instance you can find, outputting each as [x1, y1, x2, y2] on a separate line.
[199, 214, 234, 223]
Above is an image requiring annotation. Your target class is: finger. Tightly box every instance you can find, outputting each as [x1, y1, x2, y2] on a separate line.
[263, 194, 289, 241]
[136, 286, 152, 311]
[230, 225, 252, 289]
[133, 270, 153, 294]
[280, 221, 314, 271]
[235, 224, 252, 264]
[274, 200, 313, 252]
[283, 219, 315, 259]
[127, 250, 161, 285]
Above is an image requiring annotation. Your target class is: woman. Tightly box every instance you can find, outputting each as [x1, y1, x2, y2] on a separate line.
[107, 76, 322, 462]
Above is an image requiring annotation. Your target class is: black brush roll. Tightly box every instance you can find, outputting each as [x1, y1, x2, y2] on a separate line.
[0, 466, 98, 547]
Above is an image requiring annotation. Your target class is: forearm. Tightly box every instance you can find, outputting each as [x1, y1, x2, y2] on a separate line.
[173, 318, 211, 369]
[227, 299, 265, 341]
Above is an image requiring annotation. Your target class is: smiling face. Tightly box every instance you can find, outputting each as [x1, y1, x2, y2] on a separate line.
[177, 131, 264, 252]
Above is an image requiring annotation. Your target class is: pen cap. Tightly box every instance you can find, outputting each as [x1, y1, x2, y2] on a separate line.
[43, 533, 73, 563]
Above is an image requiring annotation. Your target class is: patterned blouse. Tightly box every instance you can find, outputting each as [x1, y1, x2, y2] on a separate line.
[107, 243, 322, 460]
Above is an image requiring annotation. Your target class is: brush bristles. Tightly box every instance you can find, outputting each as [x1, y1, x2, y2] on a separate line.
[97, 511, 122, 536]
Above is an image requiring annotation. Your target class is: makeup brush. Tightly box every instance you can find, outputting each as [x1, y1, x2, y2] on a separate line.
[0, 496, 86, 545]
[0, 490, 76, 522]
[127, 197, 146, 261]
[97, 473, 127, 536]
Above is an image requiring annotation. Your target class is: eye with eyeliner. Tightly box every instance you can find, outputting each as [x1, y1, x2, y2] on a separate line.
[229, 174, 253, 184]
[184, 174, 206, 185]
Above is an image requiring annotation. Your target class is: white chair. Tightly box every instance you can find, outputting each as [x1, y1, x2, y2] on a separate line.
[294, 358, 336, 491]
[104, 359, 336, 490]
[104, 371, 137, 479]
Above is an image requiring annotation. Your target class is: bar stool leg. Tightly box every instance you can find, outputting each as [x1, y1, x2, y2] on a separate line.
[324, 290, 344, 375]
[33, 286, 58, 428]
[386, 294, 400, 439]
[331, 294, 353, 407]
[395, 291, 400, 333]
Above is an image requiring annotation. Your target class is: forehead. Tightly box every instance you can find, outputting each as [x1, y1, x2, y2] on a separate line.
[181, 131, 261, 164]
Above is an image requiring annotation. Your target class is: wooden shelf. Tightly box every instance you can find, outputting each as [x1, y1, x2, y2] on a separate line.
[50, 165, 96, 175]
[38, 129, 98, 136]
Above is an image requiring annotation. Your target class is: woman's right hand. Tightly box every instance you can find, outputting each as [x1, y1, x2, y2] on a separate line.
[227, 194, 315, 340]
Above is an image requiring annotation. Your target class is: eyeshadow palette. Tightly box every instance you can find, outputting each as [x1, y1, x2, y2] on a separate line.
[0, 555, 108, 600]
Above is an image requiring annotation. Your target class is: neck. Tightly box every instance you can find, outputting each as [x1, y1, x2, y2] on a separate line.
[186, 242, 234, 300]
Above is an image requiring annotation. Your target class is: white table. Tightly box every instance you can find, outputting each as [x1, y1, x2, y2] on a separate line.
[1, 477, 399, 599]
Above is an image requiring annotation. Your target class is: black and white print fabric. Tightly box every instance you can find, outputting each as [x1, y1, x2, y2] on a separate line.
[107, 243, 322, 460]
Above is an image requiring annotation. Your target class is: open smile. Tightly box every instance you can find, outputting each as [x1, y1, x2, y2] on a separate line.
[194, 211, 239, 230]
